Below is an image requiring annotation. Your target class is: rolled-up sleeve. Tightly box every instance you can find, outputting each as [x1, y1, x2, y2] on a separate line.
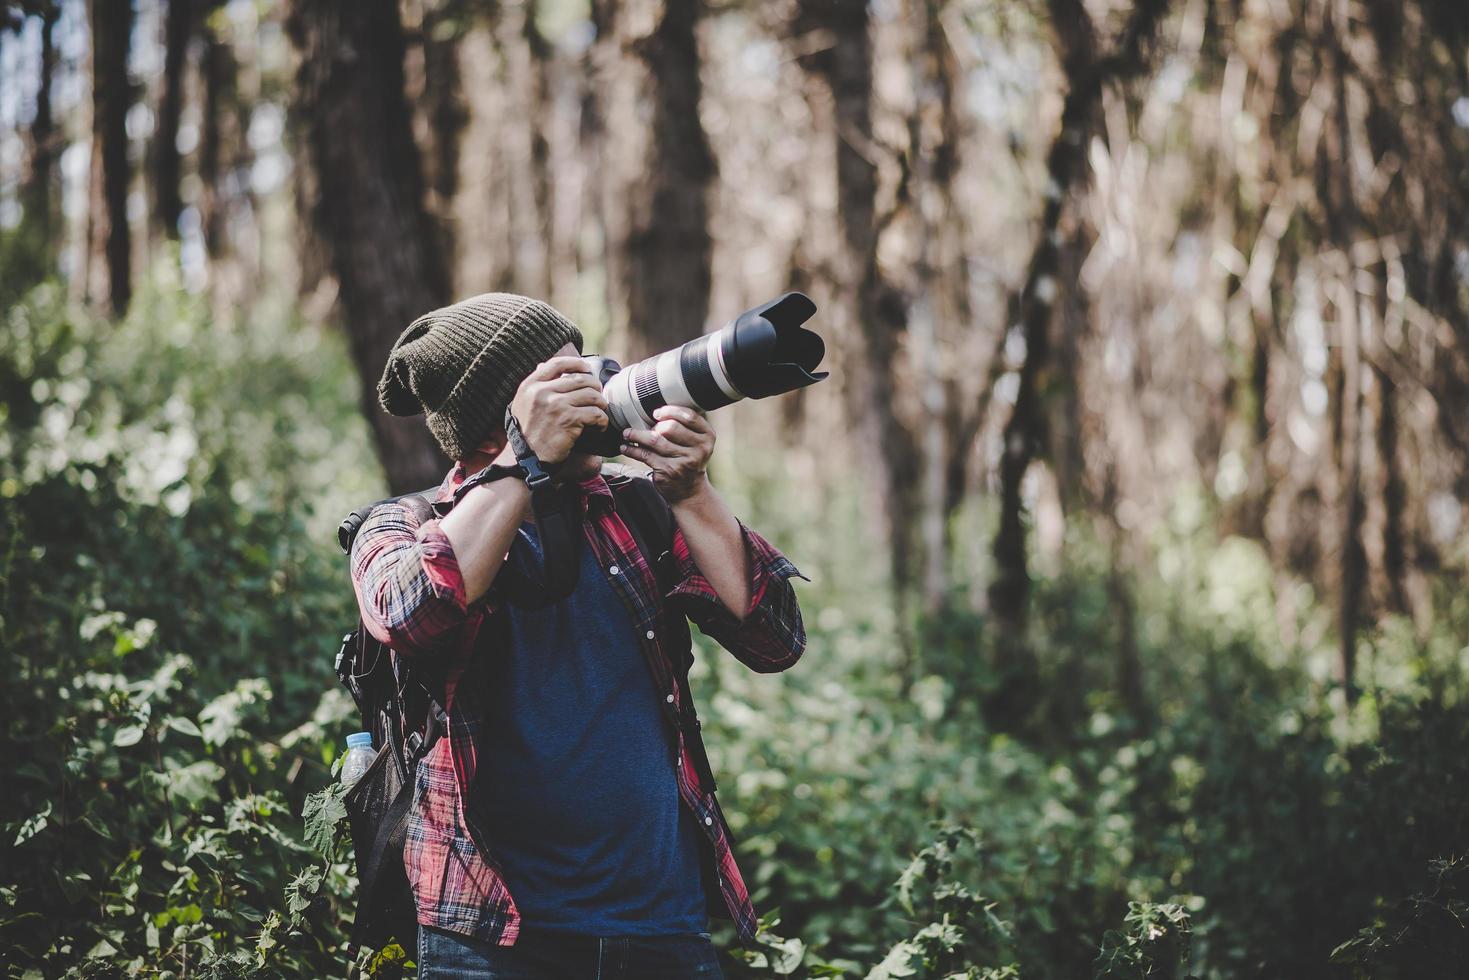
[667, 520, 809, 673]
[350, 501, 481, 658]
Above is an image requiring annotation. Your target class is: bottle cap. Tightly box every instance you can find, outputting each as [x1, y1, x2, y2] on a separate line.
[346, 732, 373, 750]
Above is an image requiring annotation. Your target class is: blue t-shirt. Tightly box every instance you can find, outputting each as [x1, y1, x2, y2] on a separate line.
[476, 520, 708, 936]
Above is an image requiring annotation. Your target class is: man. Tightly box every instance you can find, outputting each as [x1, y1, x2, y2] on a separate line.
[351, 293, 807, 978]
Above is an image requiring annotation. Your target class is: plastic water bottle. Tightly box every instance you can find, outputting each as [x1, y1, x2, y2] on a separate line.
[341, 732, 376, 788]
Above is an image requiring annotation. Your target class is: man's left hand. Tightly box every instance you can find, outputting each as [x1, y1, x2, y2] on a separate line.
[620, 406, 715, 503]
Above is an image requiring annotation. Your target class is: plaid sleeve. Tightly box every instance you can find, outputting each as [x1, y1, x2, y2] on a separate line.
[349, 499, 479, 659]
[667, 520, 809, 673]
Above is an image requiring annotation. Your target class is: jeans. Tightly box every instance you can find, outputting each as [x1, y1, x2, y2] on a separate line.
[416, 925, 724, 980]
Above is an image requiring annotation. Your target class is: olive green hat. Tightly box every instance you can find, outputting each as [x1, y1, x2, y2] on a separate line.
[377, 293, 583, 460]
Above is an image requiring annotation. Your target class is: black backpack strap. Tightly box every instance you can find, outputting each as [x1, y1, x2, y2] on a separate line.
[606, 468, 677, 593]
[606, 468, 718, 792]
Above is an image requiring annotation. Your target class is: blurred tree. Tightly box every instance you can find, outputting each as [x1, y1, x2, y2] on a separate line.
[495, 0, 554, 299]
[905, 0, 980, 615]
[87, 0, 134, 316]
[149, 0, 191, 239]
[593, 0, 715, 358]
[198, 0, 235, 259]
[20, 1, 60, 262]
[792, 0, 920, 614]
[404, 0, 469, 289]
[288, 0, 450, 493]
[986, 0, 1169, 728]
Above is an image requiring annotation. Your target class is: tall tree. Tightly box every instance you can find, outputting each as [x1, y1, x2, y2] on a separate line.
[88, 0, 134, 316]
[593, 0, 716, 358]
[494, 0, 554, 300]
[793, 0, 921, 607]
[21, 1, 60, 258]
[150, 0, 192, 239]
[403, 0, 468, 288]
[986, 0, 1170, 725]
[288, 0, 450, 493]
[197, 3, 235, 259]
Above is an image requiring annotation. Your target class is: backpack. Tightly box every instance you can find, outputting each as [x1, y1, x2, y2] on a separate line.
[333, 467, 712, 951]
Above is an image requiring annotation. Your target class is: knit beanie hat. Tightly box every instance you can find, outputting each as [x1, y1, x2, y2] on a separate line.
[377, 293, 583, 459]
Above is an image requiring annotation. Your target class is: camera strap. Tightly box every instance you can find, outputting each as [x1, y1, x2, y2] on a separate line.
[502, 408, 583, 607]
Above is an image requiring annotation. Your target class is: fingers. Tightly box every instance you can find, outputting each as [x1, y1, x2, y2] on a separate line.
[575, 406, 610, 430]
[622, 427, 682, 457]
[652, 405, 711, 433]
[619, 442, 651, 464]
[562, 387, 611, 411]
[543, 371, 603, 393]
[650, 418, 704, 448]
[528, 356, 592, 382]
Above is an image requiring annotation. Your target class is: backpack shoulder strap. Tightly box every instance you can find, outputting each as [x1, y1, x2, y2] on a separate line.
[602, 465, 675, 589]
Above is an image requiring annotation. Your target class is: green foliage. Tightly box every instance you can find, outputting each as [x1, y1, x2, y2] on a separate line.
[1329, 856, 1469, 979]
[2, 274, 1467, 978]
[1094, 903, 1194, 980]
[0, 273, 375, 976]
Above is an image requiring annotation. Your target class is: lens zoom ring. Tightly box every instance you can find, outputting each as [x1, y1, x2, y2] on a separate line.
[634, 361, 666, 418]
[680, 340, 735, 411]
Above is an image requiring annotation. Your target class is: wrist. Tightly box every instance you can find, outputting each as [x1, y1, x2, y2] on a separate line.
[667, 474, 717, 511]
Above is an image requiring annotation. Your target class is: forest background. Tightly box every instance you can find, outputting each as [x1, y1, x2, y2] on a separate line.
[1, 0, 1467, 977]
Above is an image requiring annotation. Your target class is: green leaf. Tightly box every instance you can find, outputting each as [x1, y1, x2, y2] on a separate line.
[113, 724, 146, 747]
[866, 939, 921, 980]
[301, 784, 348, 856]
[200, 678, 272, 746]
[165, 716, 203, 738]
[766, 934, 807, 975]
[85, 937, 119, 959]
[165, 760, 226, 806]
[13, 802, 52, 846]
[285, 865, 324, 922]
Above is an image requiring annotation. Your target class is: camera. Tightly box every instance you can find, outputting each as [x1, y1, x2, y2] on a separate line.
[572, 292, 828, 457]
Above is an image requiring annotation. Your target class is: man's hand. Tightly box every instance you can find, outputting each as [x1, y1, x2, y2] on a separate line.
[620, 405, 715, 503]
[508, 356, 610, 464]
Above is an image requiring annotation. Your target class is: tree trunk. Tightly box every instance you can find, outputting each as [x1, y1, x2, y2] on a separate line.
[151, 0, 191, 239]
[494, 0, 554, 300]
[22, 2, 60, 258]
[199, 5, 234, 259]
[794, 0, 921, 610]
[910, 0, 971, 615]
[595, 0, 716, 359]
[989, 0, 1099, 644]
[1325, 0, 1365, 703]
[404, 0, 467, 290]
[88, 0, 133, 316]
[986, 0, 1169, 727]
[287, 0, 451, 494]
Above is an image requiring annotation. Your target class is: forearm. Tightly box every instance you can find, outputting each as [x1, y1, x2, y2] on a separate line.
[669, 477, 751, 620]
[440, 465, 532, 605]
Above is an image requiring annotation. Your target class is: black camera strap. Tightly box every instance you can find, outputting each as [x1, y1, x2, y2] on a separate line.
[503, 408, 583, 607]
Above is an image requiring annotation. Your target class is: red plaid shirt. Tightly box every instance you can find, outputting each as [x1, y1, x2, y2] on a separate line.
[348, 461, 807, 945]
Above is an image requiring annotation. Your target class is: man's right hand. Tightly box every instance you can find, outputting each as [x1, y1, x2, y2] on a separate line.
[508, 356, 609, 463]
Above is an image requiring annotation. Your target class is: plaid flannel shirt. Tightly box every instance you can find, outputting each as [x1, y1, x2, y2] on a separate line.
[349, 461, 807, 946]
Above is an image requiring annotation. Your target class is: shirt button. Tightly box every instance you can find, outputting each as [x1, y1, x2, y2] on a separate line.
[609, 564, 620, 575]
[704, 816, 713, 826]
[645, 630, 655, 640]
[665, 693, 675, 704]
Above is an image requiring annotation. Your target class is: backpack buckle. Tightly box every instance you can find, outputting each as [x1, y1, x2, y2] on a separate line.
[334, 631, 356, 684]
